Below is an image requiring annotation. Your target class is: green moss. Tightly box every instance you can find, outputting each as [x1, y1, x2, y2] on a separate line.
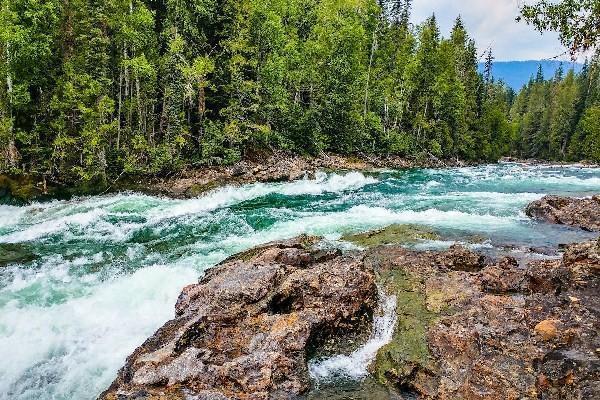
[186, 180, 220, 197]
[342, 224, 440, 248]
[374, 269, 438, 385]
[0, 175, 39, 205]
[228, 246, 264, 262]
[0, 243, 37, 266]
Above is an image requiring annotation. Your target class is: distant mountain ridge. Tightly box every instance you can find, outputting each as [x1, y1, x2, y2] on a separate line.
[477, 60, 583, 90]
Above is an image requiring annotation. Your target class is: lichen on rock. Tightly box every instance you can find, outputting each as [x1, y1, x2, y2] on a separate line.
[342, 224, 440, 248]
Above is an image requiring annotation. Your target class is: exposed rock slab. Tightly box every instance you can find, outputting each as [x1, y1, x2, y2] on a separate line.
[372, 240, 600, 400]
[342, 224, 440, 248]
[99, 236, 377, 400]
[526, 195, 600, 231]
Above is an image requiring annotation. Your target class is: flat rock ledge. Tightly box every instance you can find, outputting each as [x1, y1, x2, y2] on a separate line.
[99, 236, 377, 400]
[526, 195, 600, 231]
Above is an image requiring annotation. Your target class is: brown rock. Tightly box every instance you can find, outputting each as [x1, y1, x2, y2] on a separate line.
[534, 319, 561, 341]
[373, 238, 600, 400]
[102, 235, 600, 400]
[99, 236, 376, 400]
[525, 195, 600, 231]
[481, 257, 526, 293]
[438, 244, 486, 272]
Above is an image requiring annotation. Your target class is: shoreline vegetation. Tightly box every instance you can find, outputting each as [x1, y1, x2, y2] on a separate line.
[1, 1, 599, 192]
[1, 153, 599, 204]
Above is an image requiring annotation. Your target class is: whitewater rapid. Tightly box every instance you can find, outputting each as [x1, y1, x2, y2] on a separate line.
[1, 163, 599, 399]
[309, 287, 398, 381]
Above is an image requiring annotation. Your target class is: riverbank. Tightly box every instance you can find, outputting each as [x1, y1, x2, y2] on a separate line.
[4, 153, 599, 205]
[1, 152, 473, 204]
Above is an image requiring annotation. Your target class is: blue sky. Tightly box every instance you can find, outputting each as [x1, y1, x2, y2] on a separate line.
[410, 0, 569, 61]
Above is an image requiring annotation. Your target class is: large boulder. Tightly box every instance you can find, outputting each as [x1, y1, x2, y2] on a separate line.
[370, 240, 600, 399]
[99, 236, 377, 400]
[525, 195, 600, 231]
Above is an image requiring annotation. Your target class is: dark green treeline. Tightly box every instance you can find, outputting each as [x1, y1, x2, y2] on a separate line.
[511, 60, 600, 162]
[0, 0, 598, 184]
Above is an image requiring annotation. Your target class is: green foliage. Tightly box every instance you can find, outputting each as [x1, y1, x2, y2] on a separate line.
[570, 106, 600, 162]
[519, 0, 599, 57]
[0, 0, 592, 184]
[511, 56, 600, 161]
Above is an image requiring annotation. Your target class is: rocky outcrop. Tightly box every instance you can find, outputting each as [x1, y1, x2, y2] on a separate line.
[372, 240, 600, 400]
[525, 195, 600, 231]
[99, 236, 377, 400]
[101, 234, 600, 400]
[140, 152, 470, 199]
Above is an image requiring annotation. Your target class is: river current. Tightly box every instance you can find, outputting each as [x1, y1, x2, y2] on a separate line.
[1, 163, 599, 399]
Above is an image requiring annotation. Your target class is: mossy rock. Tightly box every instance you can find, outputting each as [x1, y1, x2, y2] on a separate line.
[0, 175, 39, 205]
[0, 174, 79, 204]
[186, 180, 221, 197]
[373, 269, 438, 385]
[0, 243, 37, 266]
[342, 224, 440, 248]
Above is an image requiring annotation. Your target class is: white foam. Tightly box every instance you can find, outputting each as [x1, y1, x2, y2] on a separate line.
[0, 264, 198, 400]
[0, 208, 108, 243]
[309, 288, 397, 382]
[255, 205, 524, 244]
[149, 171, 377, 222]
[0, 205, 26, 229]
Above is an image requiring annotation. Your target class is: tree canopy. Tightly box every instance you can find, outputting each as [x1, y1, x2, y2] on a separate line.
[518, 0, 600, 57]
[0, 0, 599, 185]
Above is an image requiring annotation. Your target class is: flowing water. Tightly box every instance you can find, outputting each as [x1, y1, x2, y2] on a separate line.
[1, 163, 599, 400]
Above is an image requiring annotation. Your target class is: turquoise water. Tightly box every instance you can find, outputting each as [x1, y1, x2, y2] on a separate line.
[0, 163, 599, 399]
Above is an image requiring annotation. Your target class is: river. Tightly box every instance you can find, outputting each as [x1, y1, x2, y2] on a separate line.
[1, 163, 599, 399]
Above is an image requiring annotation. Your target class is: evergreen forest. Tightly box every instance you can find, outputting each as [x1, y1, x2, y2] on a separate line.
[1, 0, 599, 184]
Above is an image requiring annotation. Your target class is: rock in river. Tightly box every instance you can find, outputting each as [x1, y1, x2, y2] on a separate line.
[525, 195, 600, 231]
[99, 236, 377, 400]
[370, 240, 600, 399]
[101, 233, 600, 400]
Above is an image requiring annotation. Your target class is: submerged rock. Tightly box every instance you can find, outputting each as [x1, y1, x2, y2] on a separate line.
[99, 236, 377, 400]
[342, 224, 440, 248]
[525, 195, 600, 231]
[0, 243, 36, 266]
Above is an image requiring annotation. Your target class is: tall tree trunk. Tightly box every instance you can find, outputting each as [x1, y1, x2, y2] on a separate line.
[198, 83, 206, 144]
[364, 26, 378, 118]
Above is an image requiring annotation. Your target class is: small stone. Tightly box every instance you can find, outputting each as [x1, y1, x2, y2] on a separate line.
[534, 319, 561, 341]
[568, 296, 580, 303]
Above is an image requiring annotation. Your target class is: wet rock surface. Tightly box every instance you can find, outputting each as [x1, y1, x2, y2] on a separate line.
[371, 240, 600, 400]
[99, 236, 377, 400]
[101, 233, 600, 400]
[526, 195, 600, 231]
